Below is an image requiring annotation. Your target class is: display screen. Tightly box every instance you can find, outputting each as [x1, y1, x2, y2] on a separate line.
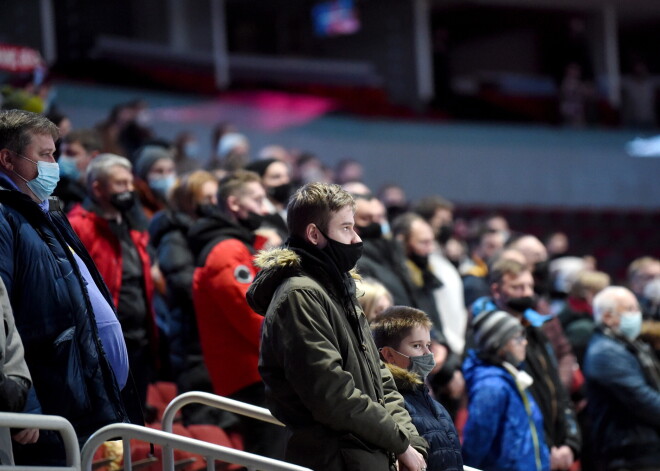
[312, 0, 360, 37]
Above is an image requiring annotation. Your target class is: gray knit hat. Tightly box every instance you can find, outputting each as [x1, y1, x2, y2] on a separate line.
[472, 310, 524, 354]
[134, 145, 174, 180]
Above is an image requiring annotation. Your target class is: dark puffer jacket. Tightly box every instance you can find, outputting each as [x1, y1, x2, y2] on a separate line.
[0, 188, 128, 445]
[247, 237, 427, 471]
[583, 326, 660, 469]
[387, 364, 463, 471]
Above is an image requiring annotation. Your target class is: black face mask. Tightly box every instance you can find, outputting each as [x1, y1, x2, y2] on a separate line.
[506, 296, 536, 313]
[533, 260, 551, 296]
[196, 203, 217, 218]
[267, 182, 295, 205]
[409, 252, 429, 270]
[355, 222, 382, 240]
[318, 227, 363, 273]
[238, 211, 265, 232]
[110, 191, 136, 213]
[436, 223, 453, 245]
[386, 204, 407, 223]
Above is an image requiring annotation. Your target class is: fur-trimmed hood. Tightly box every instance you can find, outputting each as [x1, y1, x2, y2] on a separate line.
[386, 363, 424, 393]
[247, 246, 307, 316]
[247, 240, 361, 316]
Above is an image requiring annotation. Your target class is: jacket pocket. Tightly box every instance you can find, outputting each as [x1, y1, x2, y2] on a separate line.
[339, 434, 391, 471]
[39, 326, 92, 420]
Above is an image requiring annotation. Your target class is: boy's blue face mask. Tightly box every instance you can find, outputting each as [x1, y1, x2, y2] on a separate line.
[12, 152, 60, 202]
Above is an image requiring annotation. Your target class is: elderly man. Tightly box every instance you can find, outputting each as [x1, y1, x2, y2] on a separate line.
[583, 286, 660, 470]
[0, 110, 129, 462]
[68, 154, 158, 418]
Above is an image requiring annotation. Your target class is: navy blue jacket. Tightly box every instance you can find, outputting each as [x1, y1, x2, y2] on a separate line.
[388, 364, 463, 471]
[583, 327, 660, 469]
[0, 188, 128, 446]
[462, 350, 550, 471]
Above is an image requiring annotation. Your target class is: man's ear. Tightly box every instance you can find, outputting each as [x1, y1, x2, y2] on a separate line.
[91, 180, 102, 201]
[601, 310, 618, 328]
[0, 149, 14, 172]
[491, 283, 500, 300]
[226, 194, 240, 213]
[306, 223, 321, 246]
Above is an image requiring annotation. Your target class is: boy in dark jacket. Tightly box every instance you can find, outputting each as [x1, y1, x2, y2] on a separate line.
[372, 306, 463, 471]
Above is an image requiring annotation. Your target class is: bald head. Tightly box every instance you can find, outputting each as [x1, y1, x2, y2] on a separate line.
[508, 235, 548, 269]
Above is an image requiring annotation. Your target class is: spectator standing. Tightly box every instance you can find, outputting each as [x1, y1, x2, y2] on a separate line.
[189, 170, 284, 458]
[0, 277, 33, 464]
[0, 110, 130, 462]
[68, 154, 158, 418]
[475, 259, 581, 470]
[583, 286, 660, 470]
[462, 309, 550, 471]
[148, 170, 236, 428]
[373, 306, 464, 471]
[53, 128, 102, 213]
[133, 145, 177, 221]
[247, 182, 428, 471]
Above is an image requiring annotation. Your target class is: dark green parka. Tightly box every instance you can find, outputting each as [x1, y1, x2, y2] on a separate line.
[247, 239, 427, 471]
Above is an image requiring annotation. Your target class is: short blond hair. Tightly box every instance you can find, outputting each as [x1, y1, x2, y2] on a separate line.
[371, 306, 432, 350]
[489, 258, 528, 286]
[287, 182, 355, 237]
[358, 278, 393, 322]
[217, 170, 262, 212]
[570, 270, 610, 299]
[628, 256, 660, 282]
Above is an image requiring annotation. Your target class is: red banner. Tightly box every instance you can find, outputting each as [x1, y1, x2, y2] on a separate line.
[0, 43, 44, 73]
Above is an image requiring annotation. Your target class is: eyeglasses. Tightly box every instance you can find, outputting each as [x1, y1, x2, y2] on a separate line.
[512, 333, 527, 345]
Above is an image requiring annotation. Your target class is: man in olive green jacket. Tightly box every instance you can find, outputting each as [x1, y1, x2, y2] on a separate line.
[247, 182, 428, 471]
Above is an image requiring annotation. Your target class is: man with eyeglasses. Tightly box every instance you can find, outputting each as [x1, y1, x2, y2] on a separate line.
[0, 110, 131, 464]
[485, 258, 582, 471]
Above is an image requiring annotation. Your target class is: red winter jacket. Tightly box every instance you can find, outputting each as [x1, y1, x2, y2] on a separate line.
[190, 215, 267, 398]
[67, 203, 158, 348]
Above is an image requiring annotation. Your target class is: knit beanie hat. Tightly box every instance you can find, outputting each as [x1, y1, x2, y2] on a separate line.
[472, 310, 524, 355]
[134, 145, 174, 180]
[245, 158, 278, 177]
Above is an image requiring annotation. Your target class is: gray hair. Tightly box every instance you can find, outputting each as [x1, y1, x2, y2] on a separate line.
[593, 286, 631, 324]
[86, 153, 132, 191]
[0, 109, 59, 154]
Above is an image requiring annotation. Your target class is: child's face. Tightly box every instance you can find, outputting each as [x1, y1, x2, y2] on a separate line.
[500, 332, 527, 365]
[385, 326, 432, 370]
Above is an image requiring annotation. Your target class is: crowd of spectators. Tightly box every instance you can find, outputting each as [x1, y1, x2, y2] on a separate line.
[0, 101, 659, 471]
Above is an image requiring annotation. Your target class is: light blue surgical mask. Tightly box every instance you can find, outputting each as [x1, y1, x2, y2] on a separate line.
[619, 311, 642, 340]
[183, 141, 200, 158]
[13, 153, 60, 202]
[148, 174, 176, 196]
[58, 155, 81, 180]
[380, 221, 391, 237]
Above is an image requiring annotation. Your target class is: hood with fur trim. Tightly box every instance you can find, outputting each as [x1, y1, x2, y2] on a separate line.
[247, 243, 362, 316]
[386, 363, 424, 393]
[247, 247, 305, 316]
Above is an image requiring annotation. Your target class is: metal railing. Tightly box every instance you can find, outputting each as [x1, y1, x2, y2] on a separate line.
[161, 391, 482, 471]
[81, 423, 311, 471]
[0, 412, 80, 471]
[161, 391, 285, 471]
